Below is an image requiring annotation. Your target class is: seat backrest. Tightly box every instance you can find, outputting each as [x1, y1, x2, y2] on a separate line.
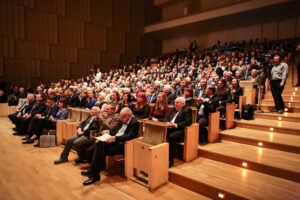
[142, 120, 167, 145]
[70, 108, 81, 122]
[81, 109, 91, 121]
[190, 107, 197, 124]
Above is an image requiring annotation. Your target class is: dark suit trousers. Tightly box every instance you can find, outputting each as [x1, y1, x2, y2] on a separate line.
[197, 116, 208, 142]
[8, 113, 18, 125]
[90, 141, 124, 175]
[270, 80, 285, 110]
[29, 118, 56, 138]
[16, 117, 31, 134]
[167, 128, 184, 161]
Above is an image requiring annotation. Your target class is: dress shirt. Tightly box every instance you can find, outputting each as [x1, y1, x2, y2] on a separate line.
[115, 117, 132, 137]
[271, 62, 289, 85]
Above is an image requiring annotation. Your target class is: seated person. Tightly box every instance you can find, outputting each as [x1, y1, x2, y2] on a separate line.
[164, 97, 192, 168]
[77, 104, 120, 163]
[120, 93, 134, 111]
[94, 92, 107, 110]
[67, 89, 80, 107]
[79, 92, 88, 108]
[149, 92, 169, 122]
[0, 89, 7, 103]
[81, 108, 139, 185]
[196, 87, 219, 142]
[86, 91, 97, 110]
[163, 85, 176, 105]
[184, 88, 195, 106]
[14, 94, 46, 135]
[132, 92, 150, 119]
[23, 99, 68, 147]
[230, 78, 243, 106]
[54, 106, 100, 164]
[146, 85, 158, 103]
[216, 79, 232, 117]
[22, 97, 59, 145]
[110, 91, 121, 113]
[8, 94, 35, 129]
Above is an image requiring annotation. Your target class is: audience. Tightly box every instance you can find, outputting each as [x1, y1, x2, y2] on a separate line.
[149, 92, 169, 122]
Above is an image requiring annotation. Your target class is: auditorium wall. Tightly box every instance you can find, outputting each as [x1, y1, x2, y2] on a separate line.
[0, 0, 161, 87]
[162, 17, 300, 54]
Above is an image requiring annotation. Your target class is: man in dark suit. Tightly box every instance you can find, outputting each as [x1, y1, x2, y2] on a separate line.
[81, 107, 139, 185]
[22, 97, 59, 144]
[8, 94, 35, 129]
[164, 97, 192, 167]
[18, 87, 27, 99]
[196, 87, 219, 142]
[163, 85, 176, 105]
[14, 94, 46, 135]
[195, 78, 207, 99]
[54, 106, 100, 165]
[146, 85, 158, 103]
[67, 89, 80, 107]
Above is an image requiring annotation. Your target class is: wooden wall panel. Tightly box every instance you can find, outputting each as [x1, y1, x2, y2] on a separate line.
[50, 45, 77, 63]
[125, 33, 141, 56]
[112, 0, 130, 32]
[0, 57, 4, 77]
[107, 29, 125, 53]
[130, 0, 145, 34]
[70, 63, 91, 79]
[91, 0, 112, 27]
[101, 52, 120, 69]
[41, 61, 70, 81]
[77, 49, 100, 65]
[35, 0, 65, 16]
[66, 0, 91, 22]
[15, 40, 49, 60]
[0, 2, 24, 39]
[58, 17, 84, 48]
[0, 38, 15, 58]
[24, 8, 58, 44]
[84, 24, 106, 51]
[278, 18, 296, 39]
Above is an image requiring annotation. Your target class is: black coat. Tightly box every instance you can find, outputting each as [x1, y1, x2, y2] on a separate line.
[110, 117, 139, 143]
[29, 101, 46, 116]
[164, 106, 192, 130]
[196, 94, 219, 120]
[41, 104, 59, 119]
[77, 115, 99, 137]
[68, 94, 80, 107]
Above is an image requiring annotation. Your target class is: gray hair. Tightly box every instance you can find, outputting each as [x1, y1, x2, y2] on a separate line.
[120, 107, 132, 116]
[175, 97, 186, 106]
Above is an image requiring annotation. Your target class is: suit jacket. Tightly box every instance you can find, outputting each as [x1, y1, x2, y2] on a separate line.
[164, 106, 192, 130]
[30, 101, 46, 116]
[20, 101, 35, 115]
[41, 104, 59, 119]
[18, 92, 27, 99]
[196, 94, 219, 120]
[97, 113, 120, 134]
[195, 87, 206, 98]
[78, 115, 99, 137]
[146, 93, 157, 103]
[110, 117, 139, 143]
[166, 92, 176, 105]
[68, 94, 80, 107]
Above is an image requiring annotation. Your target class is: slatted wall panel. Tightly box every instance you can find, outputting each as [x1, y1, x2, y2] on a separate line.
[0, 57, 4, 77]
[91, 0, 112, 27]
[70, 63, 91, 78]
[125, 32, 141, 56]
[66, 0, 91, 22]
[50, 45, 77, 63]
[0, 38, 15, 58]
[77, 49, 100, 65]
[84, 24, 106, 51]
[101, 52, 120, 68]
[41, 61, 70, 81]
[112, 0, 130, 32]
[35, 0, 66, 16]
[58, 17, 84, 48]
[15, 40, 49, 60]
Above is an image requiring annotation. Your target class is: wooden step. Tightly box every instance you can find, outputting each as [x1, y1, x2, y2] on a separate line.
[198, 141, 300, 183]
[254, 112, 300, 122]
[236, 118, 300, 135]
[169, 158, 300, 200]
[262, 99, 300, 106]
[264, 94, 300, 101]
[259, 104, 300, 113]
[220, 127, 300, 154]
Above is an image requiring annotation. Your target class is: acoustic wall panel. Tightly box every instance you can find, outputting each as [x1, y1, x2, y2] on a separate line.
[125, 32, 141, 56]
[0, 38, 15, 58]
[112, 0, 130, 32]
[58, 17, 84, 48]
[70, 63, 91, 79]
[50, 45, 77, 63]
[91, 0, 112, 27]
[35, 0, 66, 16]
[0, 57, 3, 77]
[107, 29, 125, 53]
[84, 24, 106, 51]
[15, 40, 49, 60]
[101, 52, 120, 69]
[130, 0, 145, 34]
[41, 61, 70, 81]
[66, 0, 91, 22]
[77, 49, 100, 65]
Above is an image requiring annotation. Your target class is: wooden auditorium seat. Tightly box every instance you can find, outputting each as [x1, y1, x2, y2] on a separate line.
[0, 103, 9, 117]
[225, 102, 235, 129]
[65, 109, 90, 139]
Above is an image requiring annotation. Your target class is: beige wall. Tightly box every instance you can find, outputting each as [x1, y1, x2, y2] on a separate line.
[0, 0, 160, 87]
[163, 17, 300, 53]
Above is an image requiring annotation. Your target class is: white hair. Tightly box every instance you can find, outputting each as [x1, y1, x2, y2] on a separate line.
[120, 107, 132, 116]
[175, 97, 186, 106]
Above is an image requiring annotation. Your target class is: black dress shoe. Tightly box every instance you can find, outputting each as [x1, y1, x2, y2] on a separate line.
[21, 136, 30, 140]
[54, 158, 68, 165]
[22, 139, 34, 144]
[13, 132, 21, 136]
[169, 160, 174, 168]
[74, 158, 84, 164]
[33, 144, 39, 147]
[13, 128, 17, 131]
[278, 110, 284, 114]
[81, 171, 91, 177]
[83, 175, 100, 186]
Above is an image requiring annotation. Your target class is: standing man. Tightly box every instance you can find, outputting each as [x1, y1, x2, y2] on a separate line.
[270, 55, 288, 114]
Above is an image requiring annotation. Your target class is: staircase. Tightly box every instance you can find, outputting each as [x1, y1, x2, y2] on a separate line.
[167, 66, 300, 199]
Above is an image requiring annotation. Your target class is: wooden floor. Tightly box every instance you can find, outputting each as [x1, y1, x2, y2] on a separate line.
[0, 117, 208, 200]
